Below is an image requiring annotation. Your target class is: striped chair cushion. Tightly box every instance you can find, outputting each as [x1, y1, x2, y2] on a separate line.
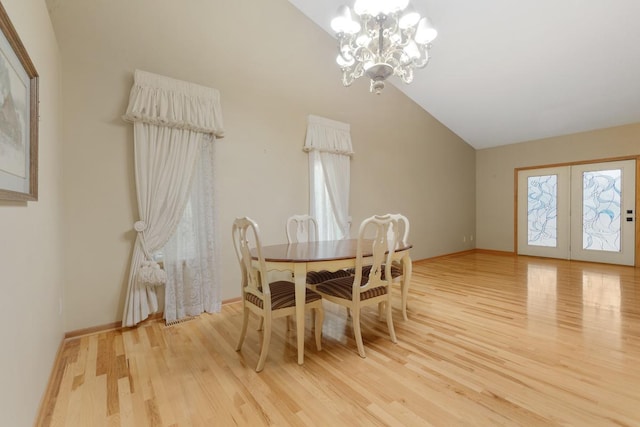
[305, 269, 352, 285]
[245, 281, 322, 310]
[345, 264, 403, 280]
[316, 276, 388, 301]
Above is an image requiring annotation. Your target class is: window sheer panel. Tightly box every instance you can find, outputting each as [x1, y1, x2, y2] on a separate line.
[304, 115, 353, 241]
[163, 139, 221, 323]
[309, 151, 351, 240]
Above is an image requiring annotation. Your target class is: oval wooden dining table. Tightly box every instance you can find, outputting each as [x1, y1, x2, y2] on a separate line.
[252, 239, 412, 365]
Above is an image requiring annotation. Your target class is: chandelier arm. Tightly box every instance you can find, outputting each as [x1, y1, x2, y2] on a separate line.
[384, 45, 408, 61]
[397, 28, 415, 47]
[412, 55, 430, 69]
[402, 67, 414, 83]
[386, 13, 402, 43]
[342, 61, 365, 86]
[412, 44, 432, 69]
[360, 14, 375, 37]
[338, 35, 354, 61]
[352, 45, 375, 64]
[342, 69, 354, 86]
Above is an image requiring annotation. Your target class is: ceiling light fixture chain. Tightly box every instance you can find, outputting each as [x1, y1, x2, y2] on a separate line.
[331, 0, 437, 94]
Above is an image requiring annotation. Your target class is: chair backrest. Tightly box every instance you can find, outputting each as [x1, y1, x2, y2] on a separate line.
[232, 217, 272, 305]
[286, 214, 319, 243]
[388, 213, 410, 248]
[352, 214, 398, 296]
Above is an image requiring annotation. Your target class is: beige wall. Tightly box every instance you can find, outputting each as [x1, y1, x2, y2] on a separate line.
[476, 123, 640, 251]
[48, 0, 475, 332]
[0, 0, 64, 424]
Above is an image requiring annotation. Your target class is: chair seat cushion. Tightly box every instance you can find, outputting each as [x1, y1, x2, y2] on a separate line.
[316, 276, 388, 301]
[305, 269, 352, 285]
[246, 281, 322, 310]
[345, 264, 403, 279]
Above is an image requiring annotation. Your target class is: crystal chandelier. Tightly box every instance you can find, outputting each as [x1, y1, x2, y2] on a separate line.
[330, 0, 438, 94]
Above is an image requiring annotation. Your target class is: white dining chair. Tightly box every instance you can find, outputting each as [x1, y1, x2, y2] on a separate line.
[286, 214, 352, 286]
[286, 214, 319, 243]
[346, 213, 412, 320]
[314, 214, 398, 358]
[232, 217, 323, 372]
[386, 213, 411, 320]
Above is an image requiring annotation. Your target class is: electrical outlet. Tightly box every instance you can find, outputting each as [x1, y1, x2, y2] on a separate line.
[470, 235, 474, 241]
[463, 236, 466, 242]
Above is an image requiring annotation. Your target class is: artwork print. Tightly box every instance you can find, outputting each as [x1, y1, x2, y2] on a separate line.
[0, 49, 27, 178]
[0, 0, 38, 201]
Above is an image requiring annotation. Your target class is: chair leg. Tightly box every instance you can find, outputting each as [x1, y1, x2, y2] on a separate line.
[401, 260, 412, 321]
[306, 287, 318, 330]
[385, 296, 397, 344]
[314, 305, 323, 351]
[400, 278, 409, 321]
[352, 306, 366, 358]
[377, 302, 385, 320]
[236, 306, 250, 351]
[256, 315, 272, 372]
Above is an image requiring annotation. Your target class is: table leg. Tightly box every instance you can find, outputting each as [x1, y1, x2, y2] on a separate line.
[401, 254, 413, 321]
[293, 263, 307, 365]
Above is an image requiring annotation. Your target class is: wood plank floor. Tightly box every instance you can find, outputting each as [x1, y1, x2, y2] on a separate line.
[39, 252, 640, 426]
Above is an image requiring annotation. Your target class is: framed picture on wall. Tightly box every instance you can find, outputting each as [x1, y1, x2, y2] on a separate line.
[0, 1, 38, 201]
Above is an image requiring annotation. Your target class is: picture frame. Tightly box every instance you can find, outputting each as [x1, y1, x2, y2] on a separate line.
[0, 1, 38, 201]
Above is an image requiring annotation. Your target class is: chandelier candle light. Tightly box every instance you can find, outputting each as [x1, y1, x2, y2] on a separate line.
[331, 0, 438, 94]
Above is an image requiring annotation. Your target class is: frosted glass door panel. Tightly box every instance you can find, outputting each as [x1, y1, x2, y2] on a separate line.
[571, 160, 635, 265]
[527, 175, 558, 247]
[582, 169, 621, 252]
[518, 167, 570, 259]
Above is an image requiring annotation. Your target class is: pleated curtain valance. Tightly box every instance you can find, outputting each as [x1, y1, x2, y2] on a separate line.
[123, 69, 225, 138]
[303, 115, 353, 156]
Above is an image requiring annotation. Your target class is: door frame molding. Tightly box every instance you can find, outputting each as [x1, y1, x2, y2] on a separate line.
[514, 155, 640, 267]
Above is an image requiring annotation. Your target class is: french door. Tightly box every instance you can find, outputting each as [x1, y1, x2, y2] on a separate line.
[517, 159, 636, 266]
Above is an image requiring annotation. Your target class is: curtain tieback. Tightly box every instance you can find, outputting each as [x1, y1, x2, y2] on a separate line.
[134, 220, 167, 287]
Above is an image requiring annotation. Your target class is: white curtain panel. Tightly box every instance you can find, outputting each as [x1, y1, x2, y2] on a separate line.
[122, 70, 224, 327]
[123, 124, 201, 326]
[163, 138, 221, 323]
[304, 115, 353, 241]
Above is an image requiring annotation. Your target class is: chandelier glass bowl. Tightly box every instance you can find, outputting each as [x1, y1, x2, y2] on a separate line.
[330, 0, 438, 94]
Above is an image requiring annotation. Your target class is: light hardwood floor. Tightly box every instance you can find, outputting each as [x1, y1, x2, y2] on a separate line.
[39, 252, 640, 426]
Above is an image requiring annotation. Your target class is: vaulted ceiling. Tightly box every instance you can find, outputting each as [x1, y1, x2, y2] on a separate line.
[289, 0, 640, 149]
